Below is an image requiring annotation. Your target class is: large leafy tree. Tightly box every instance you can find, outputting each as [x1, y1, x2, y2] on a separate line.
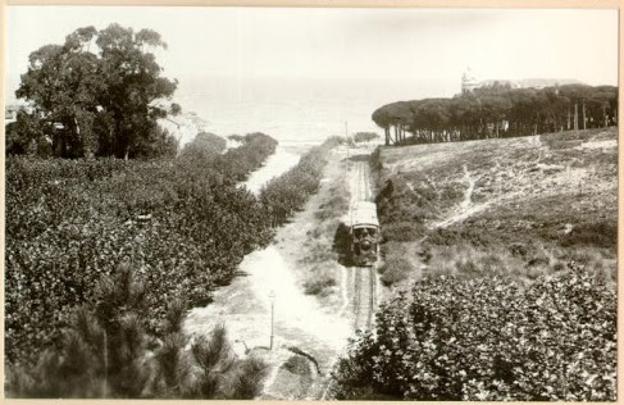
[15, 24, 177, 158]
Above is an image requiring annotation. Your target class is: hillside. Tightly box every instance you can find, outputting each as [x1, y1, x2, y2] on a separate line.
[373, 127, 617, 286]
[329, 127, 617, 401]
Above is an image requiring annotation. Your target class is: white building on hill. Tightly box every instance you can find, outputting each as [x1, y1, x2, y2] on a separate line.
[461, 67, 582, 94]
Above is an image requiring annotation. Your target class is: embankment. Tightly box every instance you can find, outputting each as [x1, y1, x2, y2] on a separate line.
[328, 128, 616, 401]
[373, 127, 617, 287]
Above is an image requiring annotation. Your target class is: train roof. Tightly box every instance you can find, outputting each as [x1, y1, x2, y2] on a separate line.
[350, 201, 379, 228]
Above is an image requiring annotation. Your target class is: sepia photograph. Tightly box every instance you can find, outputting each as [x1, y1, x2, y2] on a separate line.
[2, 4, 619, 401]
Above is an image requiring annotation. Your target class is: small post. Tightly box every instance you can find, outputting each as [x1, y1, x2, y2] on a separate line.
[102, 329, 108, 397]
[269, 290, 275, 350]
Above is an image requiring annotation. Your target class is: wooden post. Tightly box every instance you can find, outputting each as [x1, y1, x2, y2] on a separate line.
[102, 329, 108, 397]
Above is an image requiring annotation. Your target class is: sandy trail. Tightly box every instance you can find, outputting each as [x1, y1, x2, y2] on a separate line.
[433, 165, 480, 228]
[184, 245, 351, 355]
[243, 146, 301, 195]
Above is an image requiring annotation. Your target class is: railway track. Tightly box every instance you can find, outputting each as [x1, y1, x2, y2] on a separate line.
[306, 154, 380, 400]
[349, 159, 378, 332]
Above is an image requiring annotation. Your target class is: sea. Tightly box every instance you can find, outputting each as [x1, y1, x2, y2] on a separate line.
[5, 74, 460, 147]
[172, 75, 459, 146]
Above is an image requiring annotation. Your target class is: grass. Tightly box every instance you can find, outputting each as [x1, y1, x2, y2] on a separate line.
[374, 127, 617, 286]
[303, 268, 337, 296]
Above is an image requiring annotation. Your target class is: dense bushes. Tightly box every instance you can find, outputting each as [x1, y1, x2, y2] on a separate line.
[5, 133, 278, 367]
[179, 131, 227, 158]
[214, 133, 277, 182]
[6, 130, 341, 396]
[7, 264, 268, 398]
[331, 263, 616, 401]
[378, 242, 414, 286]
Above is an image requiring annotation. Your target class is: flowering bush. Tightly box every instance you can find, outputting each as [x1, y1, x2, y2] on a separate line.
[331, 263, 616, 401]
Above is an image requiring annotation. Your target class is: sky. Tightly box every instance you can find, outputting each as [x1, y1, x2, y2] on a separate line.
[4, 6, 619, 103]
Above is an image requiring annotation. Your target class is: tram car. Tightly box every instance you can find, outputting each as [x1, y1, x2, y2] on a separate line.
[349, 201, 380, 266]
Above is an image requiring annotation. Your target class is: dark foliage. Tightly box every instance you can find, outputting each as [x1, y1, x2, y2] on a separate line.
[353, 132, 380, 143]
[331, 263, 616, 401]
[5, 133, 277, 366]
[373, 84, 618, 145]
[180, 131, 226, 159]
[6, 131, 340, 399]
[13, 24, 178, 159]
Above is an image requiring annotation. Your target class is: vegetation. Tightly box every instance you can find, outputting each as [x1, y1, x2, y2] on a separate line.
[353, 132, 380, 143]
[5, 133, 276, 368]
[6, 130, 342, 398]
[179, 131, 227, 158]
[372, 83, 617, 145]
[373, 127, 617, 286]
[8, 24, 180, 158]
[217, 133, 277, 182]
[331, 263, 616, 400]
[303, 273, 337, 296]
[259, 136, 341, 227]
[7, 264, 269, 398]
[333, 127, 617, 400]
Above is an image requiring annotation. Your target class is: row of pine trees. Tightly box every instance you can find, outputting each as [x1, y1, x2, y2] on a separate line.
[372, 83, 617, 145]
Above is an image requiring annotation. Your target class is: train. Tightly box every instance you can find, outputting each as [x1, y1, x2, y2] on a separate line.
[349, 201, 380, 267]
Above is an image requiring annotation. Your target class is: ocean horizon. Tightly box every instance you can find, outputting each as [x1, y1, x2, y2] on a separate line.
[172, 75, 460, 143]
[5, 74, 461, 145]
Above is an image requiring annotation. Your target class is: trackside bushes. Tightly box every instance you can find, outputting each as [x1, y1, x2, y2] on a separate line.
[259, 136, 342, 227]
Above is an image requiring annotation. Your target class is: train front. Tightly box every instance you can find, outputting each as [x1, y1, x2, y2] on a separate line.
[350, 201, 380, 267]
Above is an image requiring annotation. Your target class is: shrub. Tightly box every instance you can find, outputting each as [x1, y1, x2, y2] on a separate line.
[179, 131, 226, 158]
[379, 253, 413, 286]
[560, 221, 617, 249]
[281, 355, 311, 375]
[5, 133, 278, 367]
[331, 263, 616, 401]
[259, 137, 339, 227]
[303, 273, 336, 296]
[333, 222, 352, 265]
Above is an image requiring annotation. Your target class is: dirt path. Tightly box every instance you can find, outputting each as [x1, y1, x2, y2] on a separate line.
[432, 164, 484, 229]
[243, 145, 301, 195]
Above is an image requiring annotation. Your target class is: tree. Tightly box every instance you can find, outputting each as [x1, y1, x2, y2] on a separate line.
[15, 24, 178, 159]
[372, 83, 617, 145]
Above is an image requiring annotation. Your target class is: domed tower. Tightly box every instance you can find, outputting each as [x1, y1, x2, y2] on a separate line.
[461, 67, 479, 93]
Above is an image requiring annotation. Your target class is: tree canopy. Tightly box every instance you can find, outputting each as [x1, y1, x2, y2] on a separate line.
[11, 24, 178, 159]
[372, 83, 618, 146]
